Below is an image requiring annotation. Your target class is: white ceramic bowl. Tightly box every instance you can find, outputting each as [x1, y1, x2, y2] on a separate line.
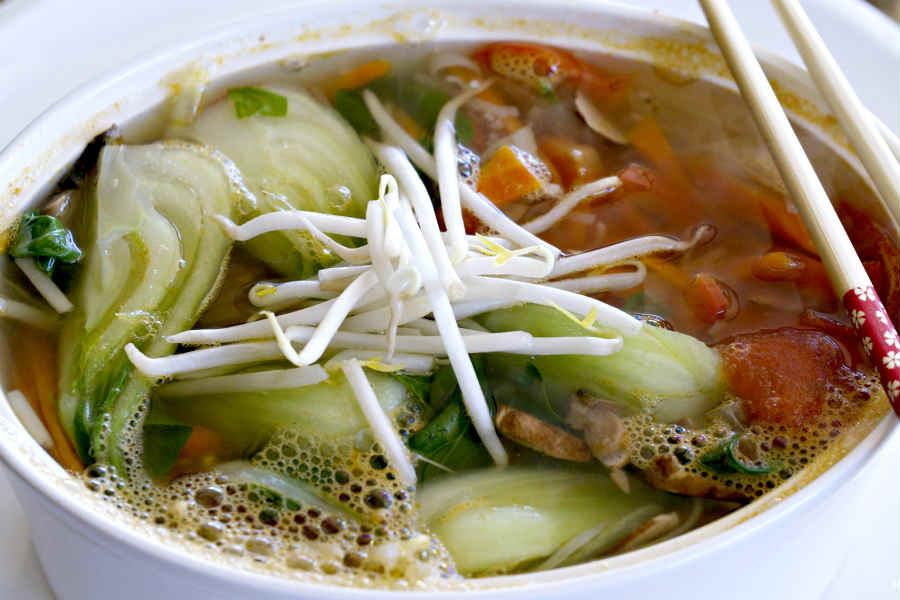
[1, 2, 897, 599]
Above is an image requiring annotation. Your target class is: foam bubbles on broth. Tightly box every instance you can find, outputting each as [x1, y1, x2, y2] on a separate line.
[80, 399, 456, 589]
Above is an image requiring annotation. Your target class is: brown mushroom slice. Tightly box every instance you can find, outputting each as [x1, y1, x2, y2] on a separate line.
[494, 404, 591, 462]
[565, 401, 628, 468]
[642, 454, 753, 501]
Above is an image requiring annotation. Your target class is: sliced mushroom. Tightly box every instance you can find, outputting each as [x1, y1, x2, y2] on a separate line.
[642, 454, 753, 500]
[574, 87, 627, 145]
[494, 404, 591, 462]
[565, 400, 628, 468]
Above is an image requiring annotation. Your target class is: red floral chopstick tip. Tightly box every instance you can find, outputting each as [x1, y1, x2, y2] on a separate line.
[843, 285, 900, 416]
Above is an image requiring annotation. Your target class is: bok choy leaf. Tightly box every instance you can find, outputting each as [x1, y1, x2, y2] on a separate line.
[57, 142, 237, 468]
[477, 304, 726, 422]
[407, 360, 493, 481]
[418, 467, 683, 575]
[9, 212, 82, 275]
[152, 370, 412, 457]
[178, 85, 379, 278]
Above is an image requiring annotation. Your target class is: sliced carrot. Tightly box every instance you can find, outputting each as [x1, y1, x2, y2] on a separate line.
[10, 332, 82, 471]
[477, 145, 548, 207]
[325, 59, 391, 99]
[179, 426, 222, 460]
[627, 116, 691, 195]
[684, 272, 730, 324]
[756, 193, 818, 256]
[25, 334, 83, 472]
[538, 136, 605, 190]
[387, 104, 427, 141]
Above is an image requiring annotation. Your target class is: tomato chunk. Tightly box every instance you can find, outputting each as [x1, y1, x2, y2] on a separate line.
[716, 328, 846, 427]
[475, 42, 581, 94]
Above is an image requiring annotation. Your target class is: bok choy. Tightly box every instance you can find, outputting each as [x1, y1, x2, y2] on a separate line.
[57, 142, 237, 467]
[178, 86, 379, 278]
[152, 370, 413, 458]
[418, 467, 684, 575]
[477, 304, 726, 422]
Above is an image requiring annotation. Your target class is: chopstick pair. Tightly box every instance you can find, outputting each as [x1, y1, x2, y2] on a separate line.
[698, 0, 900, 416]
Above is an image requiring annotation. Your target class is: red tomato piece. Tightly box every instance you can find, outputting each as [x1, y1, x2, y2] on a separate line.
[716, 328, 846, 427]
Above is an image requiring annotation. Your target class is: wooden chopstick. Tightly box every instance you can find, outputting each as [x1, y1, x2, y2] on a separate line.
[698, 0, 900, 416]
[772, 0, 900, 232]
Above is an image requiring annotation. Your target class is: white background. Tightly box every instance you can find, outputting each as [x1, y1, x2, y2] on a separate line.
[0, 1, 897, 598]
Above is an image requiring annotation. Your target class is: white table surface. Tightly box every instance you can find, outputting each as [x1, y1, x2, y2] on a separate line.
[0, 1, 897, 598]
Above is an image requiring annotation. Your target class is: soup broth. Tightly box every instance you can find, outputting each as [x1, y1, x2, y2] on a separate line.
[1, 40, 895, 589]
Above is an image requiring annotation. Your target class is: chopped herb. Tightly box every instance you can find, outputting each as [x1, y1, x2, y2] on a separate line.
[9, 212, 82, 275]
[227, 87, 288, 119]
[700, 435, 775, 475]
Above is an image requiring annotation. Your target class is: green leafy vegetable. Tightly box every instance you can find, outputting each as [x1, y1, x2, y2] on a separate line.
[10, 212, 82, 274]
[227, 87, 288, 119]
[180, 86, 378, 278]
[335, 76, 474, 145]
[388, 372, 431, 407]
[418, 467, 684, 575]
[57, 142, 236, 468]
[142, 411, 192, 478]
[699, 435, 775, 475]
[334, 88, 377, 135]
[408, 358, 493, 481]
[477, 304, 726, 423]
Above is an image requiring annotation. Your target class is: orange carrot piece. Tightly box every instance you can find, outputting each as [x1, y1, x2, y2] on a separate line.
[684, 272, 730, 324]
[756, 193, 818, 256]
[627, 116, 691, 194]
[12, 332, 82, 472]
[179, 426, 223, 461]
[27, 335, 82, 472]
[387, 105, 427, 140]
[538, 136, 605, 190]
[325, 59, 391, 98]
[477, 145, 547, 207]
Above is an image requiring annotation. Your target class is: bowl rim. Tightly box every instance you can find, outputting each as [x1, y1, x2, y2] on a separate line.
[0, 0, 897, 595]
